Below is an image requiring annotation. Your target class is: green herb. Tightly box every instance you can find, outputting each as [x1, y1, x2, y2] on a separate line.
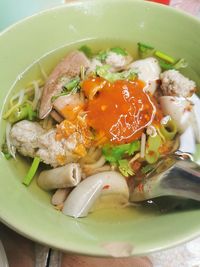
[141, 164, 155, 174]
[110, 47, 128, 56]
[102, 140, 140, 164]
[154, 50, 176, 64]
[118, 159, 134, 177]
[174, 58, 188, 70]
[158, 60, 174, 70]
[23, 157, 40, 186]
[63, 77, 80, 91]
[96, 65, 137, 83]
[138, 42, 154, 58]
[8, 102, 37, 124]
[96, 50, 108, 61]
[79, 45, 93, 58]
[51, 92, 70, 102]
[51, 77, 80, 102]
[145, 135, 162, 164]
[158, 58, 188, 70]
[1, 143, 12, 160]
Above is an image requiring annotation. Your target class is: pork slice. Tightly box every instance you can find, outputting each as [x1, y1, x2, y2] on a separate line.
[39, 51, 90, 119]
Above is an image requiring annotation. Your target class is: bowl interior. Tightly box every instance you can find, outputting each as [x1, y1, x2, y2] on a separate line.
[0, 0, 200, 256]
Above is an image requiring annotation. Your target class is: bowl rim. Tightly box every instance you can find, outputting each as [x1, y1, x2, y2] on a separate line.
[1, 0, 200, 257]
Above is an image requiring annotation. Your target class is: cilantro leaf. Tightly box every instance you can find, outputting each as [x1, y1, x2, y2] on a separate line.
[118, 159, 134, 177]
[102, 141, 141, 164]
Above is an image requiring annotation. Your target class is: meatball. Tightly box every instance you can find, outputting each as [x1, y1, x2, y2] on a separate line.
[10, 120, 45, 158]
[160, 70, 196, 98]
[105, 52, 132, 71]
[10, 120, 80, 167]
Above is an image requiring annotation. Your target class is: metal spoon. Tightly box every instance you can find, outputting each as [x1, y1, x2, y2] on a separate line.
[130, 152, 200, 202]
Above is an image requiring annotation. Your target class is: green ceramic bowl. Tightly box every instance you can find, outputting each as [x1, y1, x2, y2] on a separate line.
[0, 0, 200, 257]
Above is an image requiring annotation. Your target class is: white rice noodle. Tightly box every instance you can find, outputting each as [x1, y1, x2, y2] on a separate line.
[81, 155, 109, 176]
[62, 171, 129, 218]
[5, 122, 16, 159]
[140, 133, 146, 158]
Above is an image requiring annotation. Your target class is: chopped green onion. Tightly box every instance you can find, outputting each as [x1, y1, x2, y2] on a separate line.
[110, 47, 128, 56]
[145, 135, 162, 164]
[63, 77, 80, 91]
[145, 150, 159, 164]
[79, 45, 93, 58]
[23, 157, 40, 186]
[174, 58, 188, 70]
[154, 51, 176, 64]
[118, 159, 134, 177]
[158, 60, 174, 70]
[160, 119, 177, 141]
[96, 65, 137, 83]
[138, 42, 154, 58]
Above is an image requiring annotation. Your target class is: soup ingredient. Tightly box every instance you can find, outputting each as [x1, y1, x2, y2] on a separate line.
[128, 57, 161, 94]
[145, 135, 162, 164]
[23, 157, 40, 186]
[85, 78, 157, 144]
[96, 65, 137, 83]
[155, 50, 176, 64]
[8, 102, 37, 124]
[118, 159, 134, 177]
[137, 42, 188, 71]
[36, 129, 80, 167]
[39, 51, 90, 119]
[50, 110, 63, 123]
[102, 141, 141, 164]
[62, 171, 129, 218]
[3, 80, 43, 124]
[105, 50, 132, 71]
[160, 118, 177, 141]
[79, 45, 93, 58]
[53, 93, 84, 120]
[10, 120, 45, 158]
[137, 42, 154, 58]
[10, 120, 80, 167]
[37, 163, 81, 190]
[51, 188, 70, 206]
[159, 96, 193, 133]
[160, 70, 196, 97]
